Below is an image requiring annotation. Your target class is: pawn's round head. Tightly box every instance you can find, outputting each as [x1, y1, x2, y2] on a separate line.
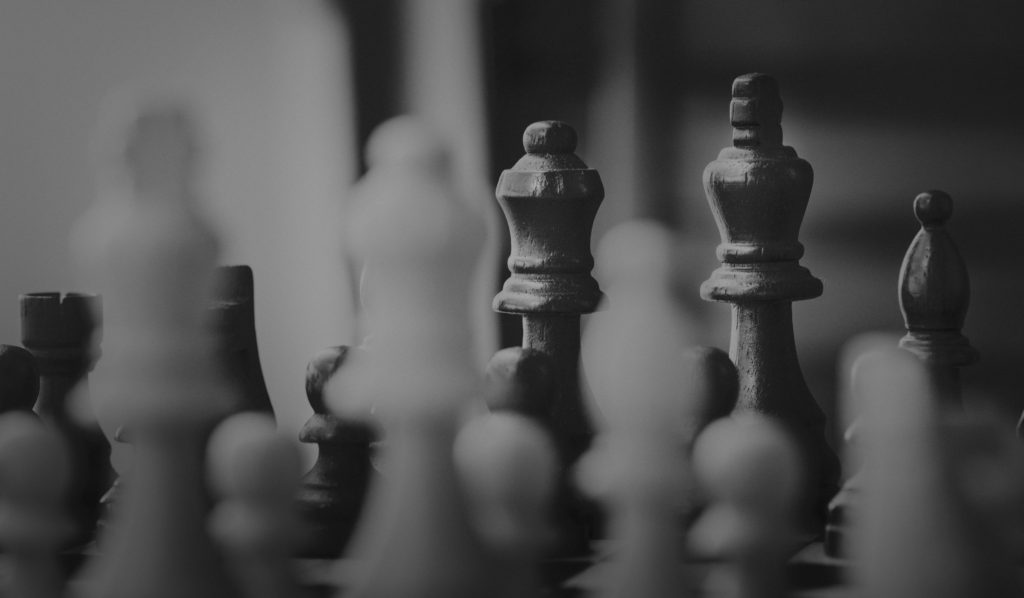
[454, 412, 558, 550]
[121, 103, 199, 200]
[850, 347, 929, 430]
[692, 414, 802, 510]
[913, 190, 953, 228]
[523, 121, 578, 155]
[208, 412, 301, 503]
[678, 346, 739, 445]
[365, 116, 450, 173]
[595, 219, 676, 288]
[305, 346, 349, 414]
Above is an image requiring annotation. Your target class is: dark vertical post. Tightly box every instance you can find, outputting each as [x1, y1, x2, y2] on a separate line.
[208, 265, 275, 416]
[700, 74, 840, 536]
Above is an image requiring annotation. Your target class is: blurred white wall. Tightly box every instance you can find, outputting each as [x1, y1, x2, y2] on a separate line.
[0, 1, 357, 450]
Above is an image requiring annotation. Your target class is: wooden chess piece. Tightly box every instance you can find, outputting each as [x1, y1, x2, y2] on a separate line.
[824, 333, 900, 557]
[689, 414, 802, 598]
[484, 347, 555, 420]
[0, 344, 40, 414]
[578, 220, 695, 598]
[70, 98, 241, 598]
[455, 412, 558, 598]
[491, 120, 605, 553]
[0, 412, 74, 598]
[208, 265, 275, 416]
[898, 190, 977, 406]
[677, 346, 739, 452]
[328, 117, 492, 598]
[700, 73, 840, 535]
[209, 413, 306, 598]
[851, 347, 1021, 598]
[830, 190, 977, 555]
[20, 291, 112, 545]
[295, 346, 372, 557]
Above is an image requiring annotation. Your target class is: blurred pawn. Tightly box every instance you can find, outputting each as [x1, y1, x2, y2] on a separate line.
[579, 220, 697, 598]
[327, 117, 490, 598]
[946, 403, 1024, 563]
[455, 411, 558, 598]
[0, 412, 73, 598]
[851, 348, 1021, 598]
[209, 413, 306, 598]
[688, 414, 802, 598]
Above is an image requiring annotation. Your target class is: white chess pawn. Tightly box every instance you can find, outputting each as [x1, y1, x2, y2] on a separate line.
[209, 413, 305, 598]
[454, 412, 558, 598]
[851, 347, 1022, 598]
[688, 414, 802, 598]
[578, 220, 697, 598]
[0, 412, 73, 598]
[70, 98, 240, 598]
[327, 117, 491, 598]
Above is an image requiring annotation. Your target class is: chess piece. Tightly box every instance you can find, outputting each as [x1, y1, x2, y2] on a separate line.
[0, 344, 39, 413]
[70, 98, 241, 598]
[851, 347, 1021, 598]
[491, 120, 605, 553]
[209, 413, 305, 598]
[484, 347, 555, 420]
[491, 120, 603, 459]
[898, 190, 977, 406]
[688, 414, 802, 598]
[677, 346, 739, 451]
[20, 291, 112, 545]
[700, 73, 840, 534]
[945, 407, 1024, 564]
[296, 346, 372, 557]
[208, 265, 275, 416]
[824, 332, 901, 557]
[0, 412, 73, 598]
[327, 117, 492, 598]
[577, 220, 695, 598]
[454, 412, 558, 598]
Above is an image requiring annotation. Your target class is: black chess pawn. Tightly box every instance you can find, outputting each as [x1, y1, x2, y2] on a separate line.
[295, 346, 373, 557]
[678, 346, 740, 451]
[0, 345, 40, 414]
[484, 347, 555, 422]
[20, 291, 111, 546]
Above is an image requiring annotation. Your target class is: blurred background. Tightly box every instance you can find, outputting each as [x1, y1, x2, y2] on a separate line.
[2, 0, 1022, 456]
